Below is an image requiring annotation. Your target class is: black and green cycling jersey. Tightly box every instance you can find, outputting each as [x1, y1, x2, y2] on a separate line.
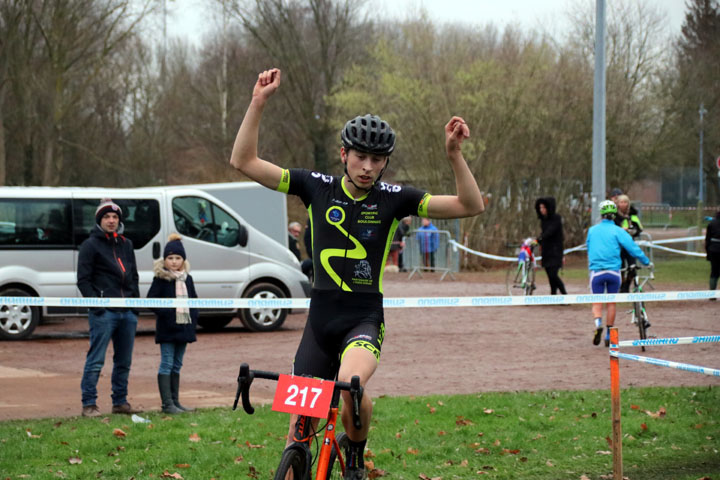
[278, 168, 430, 294]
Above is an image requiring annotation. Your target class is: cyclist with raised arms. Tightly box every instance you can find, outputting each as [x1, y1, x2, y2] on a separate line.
[230, 68, 484, 479]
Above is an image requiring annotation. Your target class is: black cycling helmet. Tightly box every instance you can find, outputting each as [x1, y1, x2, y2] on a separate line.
[341, 114, 395, 156]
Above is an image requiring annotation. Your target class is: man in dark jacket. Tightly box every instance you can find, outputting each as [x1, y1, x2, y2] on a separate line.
[535, 197, 567, 295]
[77, 199, 140, 417]
[705, 211, 720, 296]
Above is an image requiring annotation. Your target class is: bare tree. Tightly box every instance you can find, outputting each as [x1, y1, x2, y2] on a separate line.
[226, 0, 370, 172]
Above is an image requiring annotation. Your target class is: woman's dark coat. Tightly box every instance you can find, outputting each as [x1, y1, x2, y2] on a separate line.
[147, 259, 199, 344]
[705, 212, 720, 259]
[534, 197, 564, 269]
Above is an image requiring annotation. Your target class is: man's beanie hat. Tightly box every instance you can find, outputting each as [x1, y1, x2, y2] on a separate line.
[95, 198, 122, 225]
[163, 233, 186, 260]
[609, 188, 623, 197]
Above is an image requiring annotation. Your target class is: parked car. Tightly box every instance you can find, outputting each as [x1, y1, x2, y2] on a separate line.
[0, 185, 311, 340]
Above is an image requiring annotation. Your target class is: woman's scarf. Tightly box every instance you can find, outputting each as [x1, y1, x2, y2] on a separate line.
[170, 270, 191, 325]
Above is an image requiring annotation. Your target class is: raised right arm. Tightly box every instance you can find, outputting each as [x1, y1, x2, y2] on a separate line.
[229, 68, 284, 190]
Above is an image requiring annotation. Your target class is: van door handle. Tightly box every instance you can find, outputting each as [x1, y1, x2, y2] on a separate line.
[153, 241, 161, 259]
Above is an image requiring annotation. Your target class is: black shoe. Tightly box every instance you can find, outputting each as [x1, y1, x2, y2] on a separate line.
[112, 403, 141, 415]
[643, 320, 651, 329]
[344, 467, 367, 480]
[593, 327, 603, 346]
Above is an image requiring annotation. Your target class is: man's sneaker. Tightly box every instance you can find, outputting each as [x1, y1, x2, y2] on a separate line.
[112, 403, 140, 415]
[643, 320, 651, 329]
[592, 327, 603, 346]
[344, 466, 367, 480]
[81, 405, 101, 417]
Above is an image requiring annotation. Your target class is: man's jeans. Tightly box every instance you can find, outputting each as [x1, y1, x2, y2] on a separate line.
[158, 342, 187, 375]
[81, 309, 138, 407]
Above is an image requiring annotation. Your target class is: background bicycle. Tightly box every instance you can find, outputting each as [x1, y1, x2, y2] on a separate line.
[234, 363, 363, 480]
[505, 238, 538, 296]
[625, 264, 655, 351]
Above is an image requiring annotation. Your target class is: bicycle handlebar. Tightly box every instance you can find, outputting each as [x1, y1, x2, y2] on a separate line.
[233, 363, 364, 429]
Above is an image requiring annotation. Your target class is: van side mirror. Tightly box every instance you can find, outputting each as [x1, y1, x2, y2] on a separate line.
[152, 241, 161, 259]
[237, 225, 248, 247]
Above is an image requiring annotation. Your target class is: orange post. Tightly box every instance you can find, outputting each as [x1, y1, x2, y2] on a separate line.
[609, 327, 623, 479]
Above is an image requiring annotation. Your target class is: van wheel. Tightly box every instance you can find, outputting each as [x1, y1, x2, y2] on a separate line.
[196, 316, 233, 331]
[0, 288, 41, 341]
[239, 283, 288, 332]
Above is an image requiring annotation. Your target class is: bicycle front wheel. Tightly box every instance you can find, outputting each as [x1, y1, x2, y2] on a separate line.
[637, 303, 648, 352]
[505, 263, 523, 296]
[524, 267, 536, 296]
[325, 432, 349, 480]
[274, 444, 309, 480]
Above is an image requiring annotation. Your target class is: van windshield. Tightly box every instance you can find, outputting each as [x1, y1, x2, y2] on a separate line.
[172, 196, 241, 247]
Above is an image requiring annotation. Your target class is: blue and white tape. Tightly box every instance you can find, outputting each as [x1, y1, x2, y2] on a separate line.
[2, 290, 720, 309]
[616, 335, 720, 348]
[609, 350, 720, 377]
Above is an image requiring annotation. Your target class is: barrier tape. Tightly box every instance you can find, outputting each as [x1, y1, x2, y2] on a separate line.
[450, 235, 706, 263]
[609, 351, 720, 377]
[616, 335, 720, 348]
[2, 290, 720, 309]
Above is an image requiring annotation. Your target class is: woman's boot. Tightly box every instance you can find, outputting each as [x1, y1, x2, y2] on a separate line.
[170, 373, 194, 412]
[158, 374, 183, 414]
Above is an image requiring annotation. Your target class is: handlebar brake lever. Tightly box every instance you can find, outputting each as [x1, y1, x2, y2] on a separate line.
[234, 363, 256, 414]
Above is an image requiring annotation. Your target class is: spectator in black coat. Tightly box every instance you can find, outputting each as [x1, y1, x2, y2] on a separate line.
[535, 197, 567, 295]
[705, 211, 720, 297]
[147, 233, 199, 414]
[77, 198, 140, 417]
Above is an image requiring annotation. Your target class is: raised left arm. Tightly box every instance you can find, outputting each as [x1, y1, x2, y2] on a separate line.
[426, 116, 485, 219]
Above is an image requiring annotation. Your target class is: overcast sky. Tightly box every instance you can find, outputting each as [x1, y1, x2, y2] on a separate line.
[160, 0, 688, 47]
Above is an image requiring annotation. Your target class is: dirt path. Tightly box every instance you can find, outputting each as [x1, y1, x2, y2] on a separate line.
[1, 272, 718, 421]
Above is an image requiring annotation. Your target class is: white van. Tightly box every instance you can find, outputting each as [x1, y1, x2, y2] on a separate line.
[0, 185, 311, 340]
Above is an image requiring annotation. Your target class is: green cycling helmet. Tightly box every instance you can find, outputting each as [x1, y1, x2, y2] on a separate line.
[599, 200, 617, 216]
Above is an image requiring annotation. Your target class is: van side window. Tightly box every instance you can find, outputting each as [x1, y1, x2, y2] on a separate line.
[0, 199, 72, 247]
[73, 199, 160, 249]
[173, 196, 241, 247]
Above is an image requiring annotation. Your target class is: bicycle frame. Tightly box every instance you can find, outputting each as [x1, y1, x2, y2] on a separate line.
[234, 363, 362, 480]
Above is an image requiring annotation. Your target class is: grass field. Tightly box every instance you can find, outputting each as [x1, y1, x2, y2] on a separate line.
[1, 386, 718, 479]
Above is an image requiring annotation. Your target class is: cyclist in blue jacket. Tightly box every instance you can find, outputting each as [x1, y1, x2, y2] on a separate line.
[586, 200, 650, 346]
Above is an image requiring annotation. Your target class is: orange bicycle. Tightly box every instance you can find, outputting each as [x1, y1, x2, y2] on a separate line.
[234, 363, 363, 479]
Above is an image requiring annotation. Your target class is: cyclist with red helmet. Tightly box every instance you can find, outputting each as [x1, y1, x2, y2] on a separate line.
[230, 68, 484, 479]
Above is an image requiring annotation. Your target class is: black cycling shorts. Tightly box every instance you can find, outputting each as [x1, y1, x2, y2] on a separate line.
[292, 289, 385, 380]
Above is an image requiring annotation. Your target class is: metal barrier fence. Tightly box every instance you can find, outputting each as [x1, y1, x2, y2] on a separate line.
[402, 229, 459, 281]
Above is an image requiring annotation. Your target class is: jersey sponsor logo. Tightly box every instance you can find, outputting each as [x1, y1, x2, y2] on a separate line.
[378, 182, 402, 193]
[362, 203, 378, 210]
[311, 171, 334, 184]
[354, 260, 372, 279]
[327, 206, 344, 224]
[359, 227, 377, 240]
[332, 198, 349, 206]
[349, 334, 373, 342]
[344, 340, 380, 362]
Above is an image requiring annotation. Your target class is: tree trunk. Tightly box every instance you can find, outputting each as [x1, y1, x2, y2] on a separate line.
[0, 84, 6, 185]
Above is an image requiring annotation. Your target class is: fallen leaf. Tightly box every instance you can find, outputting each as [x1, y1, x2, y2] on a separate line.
[368, 468, 386, 479]
[483, 408, 494, 414]
[174, 464, 190, 468]
[475, 447, 491, 454]
[159, 471, 183, 479]
[460, 459, 468, 467]
[493, 439, 501, 447]
[605, 436, 612, 447]
[437, 431, 447, 436]
[456, 416, 474, 426]
[247, 465, 258, 479]
[234, 456, 243, 464]
[365, 449, 376, 459]
[640, 423, 647, 431]
[580, 476, 592, 480]
[395, 432, 402, 439]
[630, 404, 640, 410]
[112, 429, 126, 438]
[406, 447, 419, 455]
[694, 424, 704, 429]
[596, 450, 612, 455]
[365, 459, 375, 470]
[501, 449, 520, 455]
[188, 433, 200, 442]
[68, 457, 82, 464]
[244, 441, 264, 449]
[546, 460, 554, 467]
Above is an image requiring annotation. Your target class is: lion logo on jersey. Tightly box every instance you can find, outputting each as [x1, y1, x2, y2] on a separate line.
[354, 260, 372, 279]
